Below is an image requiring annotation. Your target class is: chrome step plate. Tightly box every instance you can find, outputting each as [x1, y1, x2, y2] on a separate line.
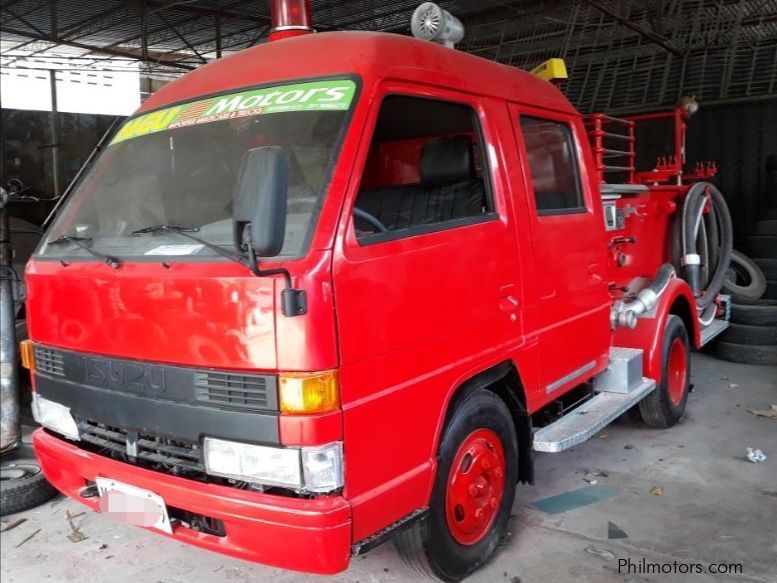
[699, 318, 729, 347]
[533, 378, 656, 453]
[594, 347, 644, 394]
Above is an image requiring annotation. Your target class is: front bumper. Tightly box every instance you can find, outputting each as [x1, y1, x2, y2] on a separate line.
[33, 429, 353, 574]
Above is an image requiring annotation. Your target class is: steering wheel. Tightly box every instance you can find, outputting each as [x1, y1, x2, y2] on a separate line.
[354, 207, 388, 233]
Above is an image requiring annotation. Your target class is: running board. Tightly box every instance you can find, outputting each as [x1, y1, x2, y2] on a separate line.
[533, 378, 656, 453]
[699, 318, 729, 347]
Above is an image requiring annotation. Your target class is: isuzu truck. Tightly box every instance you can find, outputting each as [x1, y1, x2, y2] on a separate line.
[22, 1, 732, 580]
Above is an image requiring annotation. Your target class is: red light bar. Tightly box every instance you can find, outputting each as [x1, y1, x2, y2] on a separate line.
[269, 0, 313, 41]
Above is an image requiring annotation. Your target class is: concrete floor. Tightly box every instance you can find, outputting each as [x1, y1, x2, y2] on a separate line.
[2, 353, 776, 583]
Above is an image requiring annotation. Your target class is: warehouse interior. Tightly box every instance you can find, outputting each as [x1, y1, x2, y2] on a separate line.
[1, 1, 776, 582]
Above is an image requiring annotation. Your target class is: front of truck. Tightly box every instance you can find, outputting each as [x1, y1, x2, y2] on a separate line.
[23, 45, 365, 573]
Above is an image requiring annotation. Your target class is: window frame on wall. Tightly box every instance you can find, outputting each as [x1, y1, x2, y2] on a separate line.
[352, 92, 497, 246]
[518, 115, 587, 217]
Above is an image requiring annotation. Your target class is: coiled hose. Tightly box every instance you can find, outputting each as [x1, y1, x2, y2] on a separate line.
[615, 182, 732, 330]
[680, 182, 733, 313]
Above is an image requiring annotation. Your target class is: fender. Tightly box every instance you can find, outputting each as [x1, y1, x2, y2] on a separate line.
[613, 279, 699, 383]
[428, 357, 533, 497]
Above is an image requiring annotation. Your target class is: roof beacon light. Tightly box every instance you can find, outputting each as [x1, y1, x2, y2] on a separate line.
[269, 0, 313, 41]
[411, 2, 464, 48]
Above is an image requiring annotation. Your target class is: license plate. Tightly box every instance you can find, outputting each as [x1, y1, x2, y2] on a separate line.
[95, 477, 172, 534]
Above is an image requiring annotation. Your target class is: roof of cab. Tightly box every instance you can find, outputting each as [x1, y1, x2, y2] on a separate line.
[140, 31, 576, 116]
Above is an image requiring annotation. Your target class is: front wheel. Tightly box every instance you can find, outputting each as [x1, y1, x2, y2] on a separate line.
[639, 315, 690, 428]
[394, 389, 518, 581]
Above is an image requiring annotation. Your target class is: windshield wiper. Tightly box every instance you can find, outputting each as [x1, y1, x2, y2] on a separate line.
[48, 235, 122, 269]
[130, 224, 306, 317]
[130, 224, 250, 270]
[131, 224, 199, 235]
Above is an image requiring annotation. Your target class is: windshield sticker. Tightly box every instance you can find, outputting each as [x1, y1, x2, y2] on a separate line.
[111, 79, 356, 145]
[144, 244, 204, 256]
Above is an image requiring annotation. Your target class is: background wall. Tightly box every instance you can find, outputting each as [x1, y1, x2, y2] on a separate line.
[634, 98, 777, 245]
[686, 99, 777, 244]
[1, 109, 118, 224]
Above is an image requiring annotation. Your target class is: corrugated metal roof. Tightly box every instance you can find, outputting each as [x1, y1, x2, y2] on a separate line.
[2, 0, 776, 110]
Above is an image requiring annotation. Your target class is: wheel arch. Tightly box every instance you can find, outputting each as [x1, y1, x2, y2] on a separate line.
[668, 292, 699, 348]
[437, 360, 533, 485]
[613, 279, 699, 383]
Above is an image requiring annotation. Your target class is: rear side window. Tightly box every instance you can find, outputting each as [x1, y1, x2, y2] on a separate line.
[353, 95, 493, 243]
[520, 117, 585, 215]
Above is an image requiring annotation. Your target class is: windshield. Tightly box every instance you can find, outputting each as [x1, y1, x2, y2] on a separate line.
[38, 78, 356, 261]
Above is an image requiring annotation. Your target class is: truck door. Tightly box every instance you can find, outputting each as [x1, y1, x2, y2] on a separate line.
[509, 106, 611, 401]
[333, 87, 524, 540]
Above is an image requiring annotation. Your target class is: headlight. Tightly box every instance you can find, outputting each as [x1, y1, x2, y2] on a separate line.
[203, 438, 302, 489]
[32, 394, 80, 440]
[301, 442, 343, 492]
[203, 438, 344, 493]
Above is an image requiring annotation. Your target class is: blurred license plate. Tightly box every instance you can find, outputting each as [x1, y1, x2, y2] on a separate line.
[96, 478, 172, 534]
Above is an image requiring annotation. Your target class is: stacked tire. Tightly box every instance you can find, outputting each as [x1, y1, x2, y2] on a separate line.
[717, 243, 777, 366]
[749, 216, 777, 299]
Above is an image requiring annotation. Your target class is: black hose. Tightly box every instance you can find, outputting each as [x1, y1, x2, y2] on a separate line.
[681, 182, 733, 310]
[698, 219, 710, 288]
[704, 202, 720, 284]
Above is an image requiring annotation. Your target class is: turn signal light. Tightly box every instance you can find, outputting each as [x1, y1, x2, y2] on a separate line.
[279, 370, 339, 414]
[19, 340, 35, 370]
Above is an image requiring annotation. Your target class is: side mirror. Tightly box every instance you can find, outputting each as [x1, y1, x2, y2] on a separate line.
[233, 146, 288, 257]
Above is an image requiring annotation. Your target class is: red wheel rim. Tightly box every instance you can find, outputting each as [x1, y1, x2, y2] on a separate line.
[445, 428, 506, 546]
[667, 337, 688, 406]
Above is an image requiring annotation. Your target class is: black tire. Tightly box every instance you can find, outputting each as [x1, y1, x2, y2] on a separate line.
[394, 389, 518, 582]
[754, 258, 777, 280]
[755, 220, 777, 236]
[720, 323, 777, 346]
[747, 235, 777, 258]
[1, 445, 57, 516]
[722, 250, 767, 301]
[731, 297, 777, 306]
[730, 300, 777, 326]
[639, 316, 690, 429]
[715, 341, 777, 366]
[765, 281, 777, 300]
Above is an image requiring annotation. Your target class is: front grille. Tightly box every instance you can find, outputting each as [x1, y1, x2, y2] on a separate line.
[78, 420, 204, 476]
[195, 371, 271, 411]
[35, 346, 65, 376]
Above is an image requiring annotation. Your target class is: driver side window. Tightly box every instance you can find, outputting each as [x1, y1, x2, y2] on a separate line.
[353, 95, 493, 243]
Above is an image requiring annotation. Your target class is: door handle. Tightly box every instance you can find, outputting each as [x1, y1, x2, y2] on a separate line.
[587, 263, 603, 284]
[499, 284, 519, 311]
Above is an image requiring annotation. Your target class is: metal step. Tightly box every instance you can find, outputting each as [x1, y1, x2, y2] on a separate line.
[700, 318, 729, 347]
[533, 378, 656, 453]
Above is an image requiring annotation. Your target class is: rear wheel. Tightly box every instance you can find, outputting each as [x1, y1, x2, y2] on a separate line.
[394, 389, 517, 581]
[639, 315, 690, 429]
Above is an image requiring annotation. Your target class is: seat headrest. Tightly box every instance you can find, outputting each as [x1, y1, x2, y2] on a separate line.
[420, 136, 475, 185]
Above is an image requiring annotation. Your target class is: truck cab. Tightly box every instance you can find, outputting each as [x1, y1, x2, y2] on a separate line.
[24, 28, 727, 582]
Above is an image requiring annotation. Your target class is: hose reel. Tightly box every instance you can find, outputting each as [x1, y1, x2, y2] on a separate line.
[613, 181, 733, 330]
[679, 182, 733, 322]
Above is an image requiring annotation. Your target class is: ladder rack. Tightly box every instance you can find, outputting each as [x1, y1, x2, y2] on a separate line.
[584, 113, 636, 184]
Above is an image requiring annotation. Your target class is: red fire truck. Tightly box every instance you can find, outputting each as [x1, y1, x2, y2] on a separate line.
[21, 1, 732, 580]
